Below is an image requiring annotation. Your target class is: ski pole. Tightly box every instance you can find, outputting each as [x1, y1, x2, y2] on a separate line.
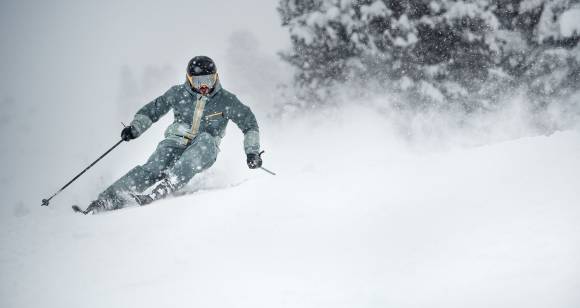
[254, 150, 276, 175]
[260, 166, 276, 176]
[41, 139, 124, 207]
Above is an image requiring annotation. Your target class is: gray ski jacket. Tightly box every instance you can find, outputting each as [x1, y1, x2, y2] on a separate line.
[129, 81, 260, 154]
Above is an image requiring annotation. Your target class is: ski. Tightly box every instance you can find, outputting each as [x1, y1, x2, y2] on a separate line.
[72, 205, 85, 214]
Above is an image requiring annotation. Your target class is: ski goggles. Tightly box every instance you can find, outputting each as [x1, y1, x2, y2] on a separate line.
[187, 73, 217, 90]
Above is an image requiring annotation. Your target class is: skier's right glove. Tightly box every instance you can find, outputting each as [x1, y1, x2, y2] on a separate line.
[121, 126, 137, 141]
[246, 151, 263, 169]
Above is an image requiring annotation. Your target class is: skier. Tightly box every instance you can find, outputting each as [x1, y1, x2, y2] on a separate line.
[79, 56, 262, 214]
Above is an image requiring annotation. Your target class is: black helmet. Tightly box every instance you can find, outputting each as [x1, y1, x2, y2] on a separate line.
[186, 56, 218, 95]
[187, 56, 217, 76]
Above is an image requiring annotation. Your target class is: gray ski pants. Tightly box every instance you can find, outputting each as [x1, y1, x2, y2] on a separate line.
[98, 132, 219, 209]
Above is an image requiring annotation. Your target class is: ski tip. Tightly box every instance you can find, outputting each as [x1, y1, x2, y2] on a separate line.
[72, 205, 84, 213]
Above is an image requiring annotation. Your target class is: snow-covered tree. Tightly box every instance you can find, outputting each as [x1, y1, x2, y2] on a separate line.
[278, 0, 580, 110]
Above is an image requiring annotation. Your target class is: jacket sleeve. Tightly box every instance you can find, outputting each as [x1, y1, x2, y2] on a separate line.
[225, 95, 260, 155]
[129, 87, 174, 137]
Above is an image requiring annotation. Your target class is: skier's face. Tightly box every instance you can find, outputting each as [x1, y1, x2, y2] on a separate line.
[187, 73, 217, 95]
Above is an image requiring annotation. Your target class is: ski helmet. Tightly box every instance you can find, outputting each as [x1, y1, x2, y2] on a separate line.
[186, 56, 218, 95]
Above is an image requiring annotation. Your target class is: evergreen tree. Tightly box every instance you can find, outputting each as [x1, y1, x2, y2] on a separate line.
[278, 0, 580, 110]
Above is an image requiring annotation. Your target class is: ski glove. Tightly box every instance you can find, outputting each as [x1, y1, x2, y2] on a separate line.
[121, 126, 137, 141]
[246, 151, 263, 169]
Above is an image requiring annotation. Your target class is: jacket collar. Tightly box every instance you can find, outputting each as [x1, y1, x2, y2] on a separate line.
[184, 79, 222, 98]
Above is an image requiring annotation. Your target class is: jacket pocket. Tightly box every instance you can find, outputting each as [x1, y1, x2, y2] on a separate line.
[164, 122, 193, 138]
[204, 112, 224, 121]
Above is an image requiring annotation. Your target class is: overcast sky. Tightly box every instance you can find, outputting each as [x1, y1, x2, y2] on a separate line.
[0, 0, 288, 99]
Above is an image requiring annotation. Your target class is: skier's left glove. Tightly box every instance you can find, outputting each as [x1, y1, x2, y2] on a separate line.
[246, 151, 263, 169]
[121, 126, 137, 141]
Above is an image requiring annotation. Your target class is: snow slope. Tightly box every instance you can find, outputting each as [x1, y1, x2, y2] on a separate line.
[2, 106, 580, 308]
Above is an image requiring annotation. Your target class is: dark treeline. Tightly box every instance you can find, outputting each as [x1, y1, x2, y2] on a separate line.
[278, 0, 580, 112]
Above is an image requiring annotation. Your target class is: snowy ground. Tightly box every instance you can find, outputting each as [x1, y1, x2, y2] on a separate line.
[2, 106, 579, 308]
